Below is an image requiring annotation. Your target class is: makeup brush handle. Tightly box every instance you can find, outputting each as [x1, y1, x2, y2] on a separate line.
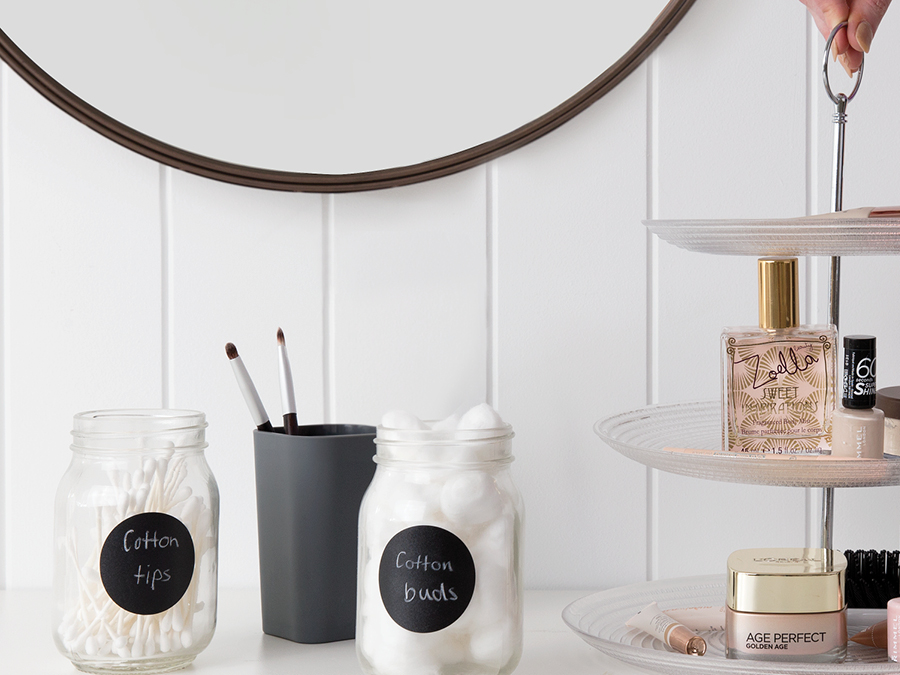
[283, 413, 299, 435]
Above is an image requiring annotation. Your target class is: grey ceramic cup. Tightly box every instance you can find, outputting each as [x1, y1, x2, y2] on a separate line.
[253, 424, 376, 643]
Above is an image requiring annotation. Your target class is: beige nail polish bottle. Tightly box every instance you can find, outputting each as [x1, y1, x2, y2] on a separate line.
[832, 335, 883, 458]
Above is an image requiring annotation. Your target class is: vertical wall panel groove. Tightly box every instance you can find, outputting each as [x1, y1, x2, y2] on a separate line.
[486, 161, 499, 410]
[0, 63, 8, 588]
[322, 193, 336, 423]
[160, 165, 175, 408]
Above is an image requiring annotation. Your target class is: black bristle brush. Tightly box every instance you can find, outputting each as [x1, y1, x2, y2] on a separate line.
[844, 549, 900, 608]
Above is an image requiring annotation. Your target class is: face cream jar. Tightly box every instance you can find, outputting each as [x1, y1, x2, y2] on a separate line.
[726, 548, 847, 663]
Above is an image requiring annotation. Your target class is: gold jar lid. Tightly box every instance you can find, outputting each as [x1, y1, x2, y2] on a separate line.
[727, 548, 846, 614]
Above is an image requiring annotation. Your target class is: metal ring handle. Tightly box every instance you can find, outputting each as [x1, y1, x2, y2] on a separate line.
[823, 21, 864, 104]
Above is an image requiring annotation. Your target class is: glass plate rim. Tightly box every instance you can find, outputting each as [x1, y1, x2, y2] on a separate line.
[594, 401, 900, 488]
[562, 575, 899, 674]
[642, 218, 900, 256]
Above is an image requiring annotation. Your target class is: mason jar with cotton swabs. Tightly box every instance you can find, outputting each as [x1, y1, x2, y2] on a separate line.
[54, 410, 219, 674]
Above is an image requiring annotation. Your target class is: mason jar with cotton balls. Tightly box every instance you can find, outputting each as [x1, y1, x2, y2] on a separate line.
[356, 403, 524, 675]
[53, 410, 219, 674]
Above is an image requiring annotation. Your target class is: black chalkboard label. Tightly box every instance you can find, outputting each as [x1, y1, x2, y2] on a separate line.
[100, 512, 195, 615]
[378, 525, 476, 633]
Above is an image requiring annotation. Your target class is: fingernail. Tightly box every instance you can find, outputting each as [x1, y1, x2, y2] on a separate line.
[839, 53, 853, 77]
[856, 21, 873, 52]
[832, 41, 839, 60]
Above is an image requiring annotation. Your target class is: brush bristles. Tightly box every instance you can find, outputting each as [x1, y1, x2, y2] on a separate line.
[277, 328, 285, 345]
[844, 549, 900, 608]
[225, 342, 239, 360]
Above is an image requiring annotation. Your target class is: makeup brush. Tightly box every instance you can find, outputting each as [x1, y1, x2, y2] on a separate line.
[276, 328, 299, 434]
[225, 342, 274, 432]
[845, 549, 900, 609]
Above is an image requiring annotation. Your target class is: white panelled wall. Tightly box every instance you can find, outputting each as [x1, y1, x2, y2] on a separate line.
[2, 0, 900, 590]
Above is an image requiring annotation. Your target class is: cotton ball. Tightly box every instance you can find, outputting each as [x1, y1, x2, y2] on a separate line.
[469, 561, 514, 626]
[358, 615, 385, 667]
[360, 558, 387, 621]
[431, 413, 461, 431]
[363, 622, 440, 675]
[360, 507, 395, 553]
[367, 621, 462, 675]
[440, 472, 502, 525]
[391, 479, 442, 524]
[457, 404, 505, 430]
[381, 410, 430, 430]
[469, 625, 516, 669]
[471, 517, 516, 583]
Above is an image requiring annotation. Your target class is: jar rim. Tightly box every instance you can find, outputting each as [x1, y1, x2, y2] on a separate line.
[374, 425, 514, 463]
[375, 424, 513, 445]
[374, 455, 514, 468]
[71, 409, 207, 450]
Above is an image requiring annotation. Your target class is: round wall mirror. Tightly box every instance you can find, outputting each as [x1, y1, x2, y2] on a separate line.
[0, 0, 693, 191]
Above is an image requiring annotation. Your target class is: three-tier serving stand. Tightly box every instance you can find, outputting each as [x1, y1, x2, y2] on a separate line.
[564, 23, 900, 675]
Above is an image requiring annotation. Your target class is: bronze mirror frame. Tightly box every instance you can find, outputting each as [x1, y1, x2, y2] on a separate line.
[0, 0, 694, 192]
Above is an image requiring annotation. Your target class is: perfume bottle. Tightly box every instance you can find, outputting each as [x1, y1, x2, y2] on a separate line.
[721, 257, 836, 454]
[832, 335, 883, 458]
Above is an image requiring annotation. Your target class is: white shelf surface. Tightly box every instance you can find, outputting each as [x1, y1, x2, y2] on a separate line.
[0, 588, 646, 674]
[644, 216, 900, 256]
[595, 401, 900, 488]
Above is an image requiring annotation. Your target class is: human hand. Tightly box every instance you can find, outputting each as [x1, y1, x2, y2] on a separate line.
[799, 0, 892, 74]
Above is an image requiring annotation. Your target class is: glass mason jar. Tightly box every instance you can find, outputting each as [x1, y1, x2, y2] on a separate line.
[53, 410, 219, 674]
[356, 424, 524, 675]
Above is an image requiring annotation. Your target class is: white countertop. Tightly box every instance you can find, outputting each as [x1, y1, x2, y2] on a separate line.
[0, 588, 645, 674]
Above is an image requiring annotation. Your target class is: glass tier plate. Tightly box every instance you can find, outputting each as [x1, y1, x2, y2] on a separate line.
[562, 575, 898, 675]
[644, 217, 900, 256]
[594, 401, 900, 488]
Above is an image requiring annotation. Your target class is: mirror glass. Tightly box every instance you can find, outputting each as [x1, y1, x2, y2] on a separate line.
[0, 1, 683, 183]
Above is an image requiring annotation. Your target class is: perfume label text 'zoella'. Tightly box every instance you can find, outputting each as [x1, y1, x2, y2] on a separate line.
[725, 335, 832, 453]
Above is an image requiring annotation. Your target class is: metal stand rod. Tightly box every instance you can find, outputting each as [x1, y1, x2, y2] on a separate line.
[819, 20, 861, 551]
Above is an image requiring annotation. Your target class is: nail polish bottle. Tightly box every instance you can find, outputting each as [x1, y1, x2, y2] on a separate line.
[721, 257, 837, 454]
[876, 386, 900, 455]
[832, 335, 883, 458]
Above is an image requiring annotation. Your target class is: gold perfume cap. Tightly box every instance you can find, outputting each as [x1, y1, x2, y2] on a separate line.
[727, 548, 846, 614]
[758, 257, 799, 330]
